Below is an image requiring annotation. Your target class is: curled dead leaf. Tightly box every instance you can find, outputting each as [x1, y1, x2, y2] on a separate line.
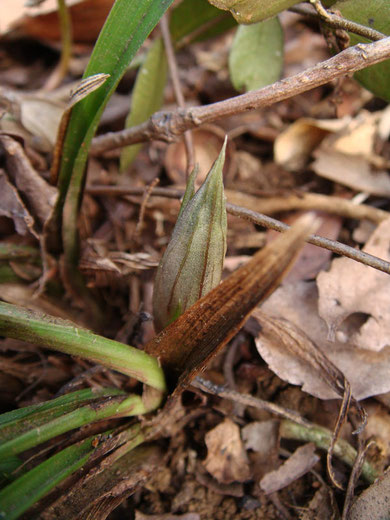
[261, 280, 390, 400]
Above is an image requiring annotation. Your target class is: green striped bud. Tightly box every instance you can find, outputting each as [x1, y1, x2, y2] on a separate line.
[153, 140, 227, 332]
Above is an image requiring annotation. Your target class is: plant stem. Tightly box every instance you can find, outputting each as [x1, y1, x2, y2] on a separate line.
[160, 14, 195, 175]
[0, 302, 166, 392]
[227, 203, 390, 275]
[43, 0, 73, 90]
[280, 419, 378, 484]
[90, 37, 390, 154]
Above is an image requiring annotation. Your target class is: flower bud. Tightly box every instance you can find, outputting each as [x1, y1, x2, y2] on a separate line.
[153, 140, 227, 332]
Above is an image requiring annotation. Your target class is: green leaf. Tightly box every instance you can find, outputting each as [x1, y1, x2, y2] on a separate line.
[0, 457, 22, 486]
[170, 0, 236, 46]
[0, 388, 125, 442]
[120, 38, 168, 171]
[229, 17, 283, 91]
[208, 0, 298, 24]
[0, 393, 146, 459]
[0, 436, 97, 520]
[55, 0, 174, 269]
[0, 301, 166, 392]
[153, 141, 227, 332]
[332, 0, 390, 101]
[0, 424, 144, 520]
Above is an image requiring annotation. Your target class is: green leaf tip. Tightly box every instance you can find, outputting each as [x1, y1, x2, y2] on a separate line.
[229, 18, 283, 92]
[153, 139, 228, 332]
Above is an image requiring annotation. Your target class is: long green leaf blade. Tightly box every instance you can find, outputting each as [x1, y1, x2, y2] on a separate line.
[0, 388, 125, 441]
[0, 437, 96, 520]
[0, 425, 144, 520]
[0, 394, 146, 459]
[0, 302, 166, 392]
[58, 0, 174, 267]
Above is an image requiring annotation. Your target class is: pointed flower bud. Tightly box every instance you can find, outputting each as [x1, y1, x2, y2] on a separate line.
[153, 140, 227, 332]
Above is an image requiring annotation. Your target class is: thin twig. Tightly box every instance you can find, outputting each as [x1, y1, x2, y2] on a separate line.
[43, 0, 72, 90]
[86, 184, 390, 275]
[192, 377, 310, 426]
[280, 420, 378, 484]
[135, 178, 160, 236]
[227, 203, 390, 275]
[90, 37, 390, 155]
[86, 185, 389, 224]
[160, 15, 195, 176]
[342, 441, 376, 520]
[291, 2, 386, 42]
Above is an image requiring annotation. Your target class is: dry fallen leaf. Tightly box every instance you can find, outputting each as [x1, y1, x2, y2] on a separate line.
[164, 126, 235, 185]
[253, 309, 346, 400]
[317, 217, 390, 351]
[349, 467, 390, 520]
[203, 418, 251, 484]
[0, 169, 37, 237]
[311, 110, 390, 196]
[260, 280, 390, 400]
[274, 117, 349, 171]
[266, 211, 342, 283]
[0, 136, 57, 227]
[260, 443, 319, 495]
[1, 0, 113, 43]
[242, 420, 279, 455]
[312, 148, 390, 196]
[299, 485, 338, 520]
[136, 514, 200, 520]
[242, 420, 279, 479]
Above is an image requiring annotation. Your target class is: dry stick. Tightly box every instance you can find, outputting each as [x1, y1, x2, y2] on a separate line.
[86, 184, 390, 275]
[193, 377, 310, 426]
[291, 2, 386, 42]
[43, 0, 72, 91]
[341, 441, 375, 520]
[135, 178, 160, 236]
[86, 185, 389, 225]
[160, 15, 195, 176]
[90, 37, 390, 155]
[228, 203, 390, 274]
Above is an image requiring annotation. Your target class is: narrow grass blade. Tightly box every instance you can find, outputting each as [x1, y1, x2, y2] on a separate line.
[0, 425, 145, 520]
[0, 302, 166, 392]
[0, 394, 147, 459]
[38, 430, 155, 519]
[0, 437, 97, 520]
[0, 457, 22, 486]
[56, 0, 174, 270]
[0, 388, 125, 441]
